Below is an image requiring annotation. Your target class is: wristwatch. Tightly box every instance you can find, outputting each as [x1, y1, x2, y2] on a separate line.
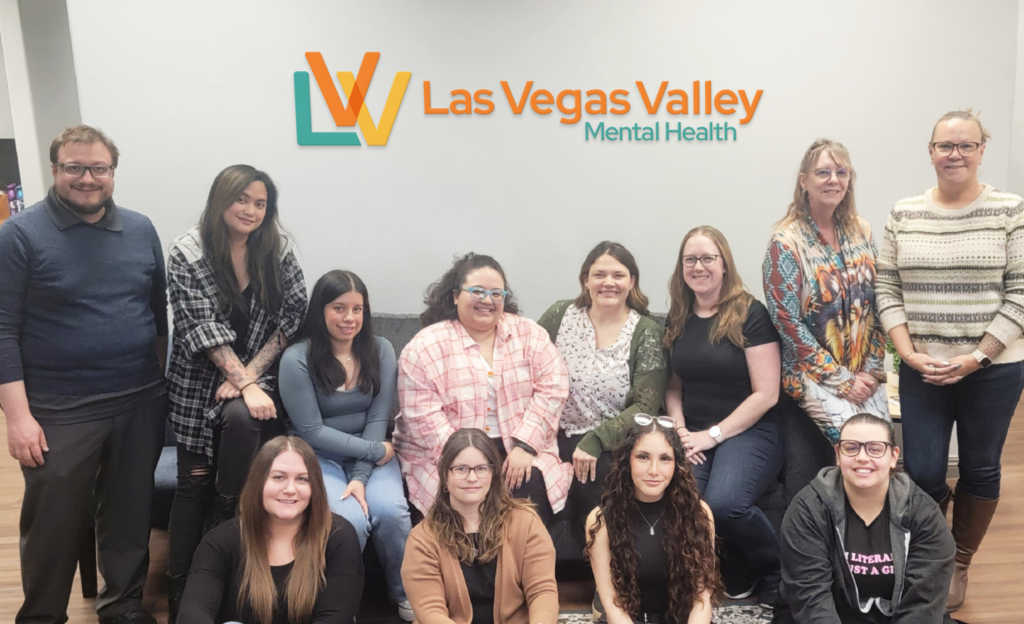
[708, 425, 724, 444]
[972, 349, 992, 369]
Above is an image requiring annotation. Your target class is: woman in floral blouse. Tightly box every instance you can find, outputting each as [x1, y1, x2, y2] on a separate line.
[537, 241, 668, 525]
[762, 139, 889, 448]
[393, 253, 570, 523]
[165, 164, 307, 621]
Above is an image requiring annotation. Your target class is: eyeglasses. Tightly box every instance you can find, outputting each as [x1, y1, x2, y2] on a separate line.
[459, 287, 508, 302]
[930, 141, 981, 156]
[812, 167, 850, 181]
[449, 464, 495, 479]
[56, 163, 114, 178]
[837, 440, 893, 458]
[634, 414, 676, 429]
[682, 254, 720, 268]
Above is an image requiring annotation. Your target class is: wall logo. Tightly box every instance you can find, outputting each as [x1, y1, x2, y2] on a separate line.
[294, 52, 410, 146]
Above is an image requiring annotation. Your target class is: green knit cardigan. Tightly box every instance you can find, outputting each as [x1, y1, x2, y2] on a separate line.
[537, 300, 669, 457]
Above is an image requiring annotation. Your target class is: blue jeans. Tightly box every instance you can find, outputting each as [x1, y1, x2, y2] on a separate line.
[690, 421, 784, 582]
[318, 453, 411, 603]
[899, 360, 1024, 501]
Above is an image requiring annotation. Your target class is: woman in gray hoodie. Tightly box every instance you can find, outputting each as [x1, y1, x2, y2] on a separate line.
[773, 414, 955, 623]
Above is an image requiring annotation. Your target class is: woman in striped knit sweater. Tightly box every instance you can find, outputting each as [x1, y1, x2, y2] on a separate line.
[876, 109, 1024, 613]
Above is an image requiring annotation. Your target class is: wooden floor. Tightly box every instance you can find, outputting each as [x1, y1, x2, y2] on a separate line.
[1, 409, 1022, 623]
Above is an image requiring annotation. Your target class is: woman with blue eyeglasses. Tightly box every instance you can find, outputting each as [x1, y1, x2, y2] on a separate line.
[393, 253, 571, 524]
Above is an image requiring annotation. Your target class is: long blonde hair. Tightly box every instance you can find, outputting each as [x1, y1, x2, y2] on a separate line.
[664, 226, 753, 349]
[237, 436, 333, 624]
[775, 138, 862, 236]
[426, 429, 536, 563]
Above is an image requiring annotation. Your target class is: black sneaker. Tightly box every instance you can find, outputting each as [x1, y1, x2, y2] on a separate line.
[757, 583, 780, 610]
[723, 574, 757, 600]
[98, 608, 157, 624]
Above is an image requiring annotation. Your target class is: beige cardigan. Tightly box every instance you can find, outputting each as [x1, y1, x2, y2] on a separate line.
[401, 507, 559, 624]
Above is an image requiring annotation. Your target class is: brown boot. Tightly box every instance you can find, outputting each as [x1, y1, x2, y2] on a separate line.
[938, 488, 953, 522]
[946, 487, 999, 612]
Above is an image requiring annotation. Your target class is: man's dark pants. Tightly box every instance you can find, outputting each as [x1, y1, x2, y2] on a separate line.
[17, 395, 166, 624]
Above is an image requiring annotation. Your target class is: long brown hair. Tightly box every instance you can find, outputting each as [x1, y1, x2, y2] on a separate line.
[774, 138, 862, 236]
[574, 241, 650, 315]
[664, 226, 753, 349]
[585, 422, 721, 621]
[199, 164, 286, 317]
[297, 270, 381, 396]
[426, 429, 535, 563]
[237, 436, 333, 624]
[420, 253, 520, 328]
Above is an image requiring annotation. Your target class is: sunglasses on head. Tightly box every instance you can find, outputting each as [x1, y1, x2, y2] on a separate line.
[634, 414, 675, 429]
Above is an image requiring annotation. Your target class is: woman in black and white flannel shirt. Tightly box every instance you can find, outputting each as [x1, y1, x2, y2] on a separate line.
[164, 164, 306, 622]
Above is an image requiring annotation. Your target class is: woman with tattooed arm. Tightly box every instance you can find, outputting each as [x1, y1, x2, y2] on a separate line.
[165, 165, 307, 622]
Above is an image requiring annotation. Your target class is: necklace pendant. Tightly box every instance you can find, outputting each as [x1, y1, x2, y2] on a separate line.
[650, 527, 655, 536]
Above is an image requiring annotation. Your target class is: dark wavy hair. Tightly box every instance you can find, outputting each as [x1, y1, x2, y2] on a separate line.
[420, 253, 520, 328]
[585, 421, 722, 621]
[296, 270, 380, 396]
[426, 428, 535, 563]
[199, 164, 285, 317]
[574, 241, 650, 315]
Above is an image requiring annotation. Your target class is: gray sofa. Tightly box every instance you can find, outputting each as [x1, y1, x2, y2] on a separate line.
[151, 313, 833, 560]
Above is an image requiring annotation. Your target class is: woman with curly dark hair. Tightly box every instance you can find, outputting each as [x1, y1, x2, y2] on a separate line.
[401, 428, 559, 624]
[393, 253, 570, 523]
[586, 416, 721, 624]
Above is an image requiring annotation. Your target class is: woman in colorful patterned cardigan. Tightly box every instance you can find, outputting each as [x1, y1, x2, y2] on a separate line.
[762, 139, 889, 447]
[393, 253, 571, 523]
[876, 110, 1024, 612]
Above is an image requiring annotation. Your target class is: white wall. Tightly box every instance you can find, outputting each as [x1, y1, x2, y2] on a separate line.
[19, 0, 80, 178]
[65, 0, 1022, 315]
[1011, 0, 1024, 194]
[0, 35, 15, 139]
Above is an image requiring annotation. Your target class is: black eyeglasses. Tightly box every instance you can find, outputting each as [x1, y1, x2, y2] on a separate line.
[56, 163, 114, 178]
[449, 464, 495, 479]
[930, 141, 981, 156]
[837, 440, 893, 458]
[681, 255, 720, 268]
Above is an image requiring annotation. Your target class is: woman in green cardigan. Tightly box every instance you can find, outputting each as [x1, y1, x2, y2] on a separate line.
[538, 241, 669, 525]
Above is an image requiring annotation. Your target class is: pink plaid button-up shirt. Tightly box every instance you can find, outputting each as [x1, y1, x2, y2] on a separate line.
[394, 315, 571, 514]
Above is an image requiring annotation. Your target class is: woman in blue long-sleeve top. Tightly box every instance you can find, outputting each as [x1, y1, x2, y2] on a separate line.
[279, 269, 413, 622]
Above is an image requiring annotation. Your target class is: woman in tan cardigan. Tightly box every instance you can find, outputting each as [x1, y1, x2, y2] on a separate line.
[401, 428, 559, 624]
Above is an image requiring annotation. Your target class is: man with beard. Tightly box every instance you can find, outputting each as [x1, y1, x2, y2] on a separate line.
[0, 126, 168, 624]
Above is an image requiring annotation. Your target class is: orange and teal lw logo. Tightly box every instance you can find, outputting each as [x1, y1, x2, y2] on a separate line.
[294, 52, 411, 146]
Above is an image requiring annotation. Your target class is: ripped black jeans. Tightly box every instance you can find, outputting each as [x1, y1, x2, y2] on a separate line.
[167, 396, 285, 578]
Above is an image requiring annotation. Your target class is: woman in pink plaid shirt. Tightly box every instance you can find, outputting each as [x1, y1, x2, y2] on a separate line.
[393, 253, 571, 523]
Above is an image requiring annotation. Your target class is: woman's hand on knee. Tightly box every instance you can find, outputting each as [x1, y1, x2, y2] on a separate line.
[341, 480, 369, 517]
[214, 380, 241, 402]
[241, 385, 277, 420]
[572, 447, 597, 484]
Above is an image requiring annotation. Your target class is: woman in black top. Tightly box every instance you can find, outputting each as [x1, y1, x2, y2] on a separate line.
[775, 414, 955, 623]
[586, 417, 720, 624]
[178, 436, 364, 624]
[663, 226, 784, 606]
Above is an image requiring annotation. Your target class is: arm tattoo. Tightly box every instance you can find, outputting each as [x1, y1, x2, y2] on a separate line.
[245, 330, 287, 379]
[979, 333, 1006, 359]
[207, 345, 254, 389]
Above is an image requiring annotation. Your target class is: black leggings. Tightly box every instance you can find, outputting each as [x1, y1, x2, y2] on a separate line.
[494, 442, 554, 525]
[167, 396, 285, 577]
[558, 429, 613, 526]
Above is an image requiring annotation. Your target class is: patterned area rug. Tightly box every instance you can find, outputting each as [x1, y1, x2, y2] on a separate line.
[558, 605, 772, 623]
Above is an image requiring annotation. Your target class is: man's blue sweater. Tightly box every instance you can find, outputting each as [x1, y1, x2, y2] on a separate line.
[0, 191, 168, 395]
